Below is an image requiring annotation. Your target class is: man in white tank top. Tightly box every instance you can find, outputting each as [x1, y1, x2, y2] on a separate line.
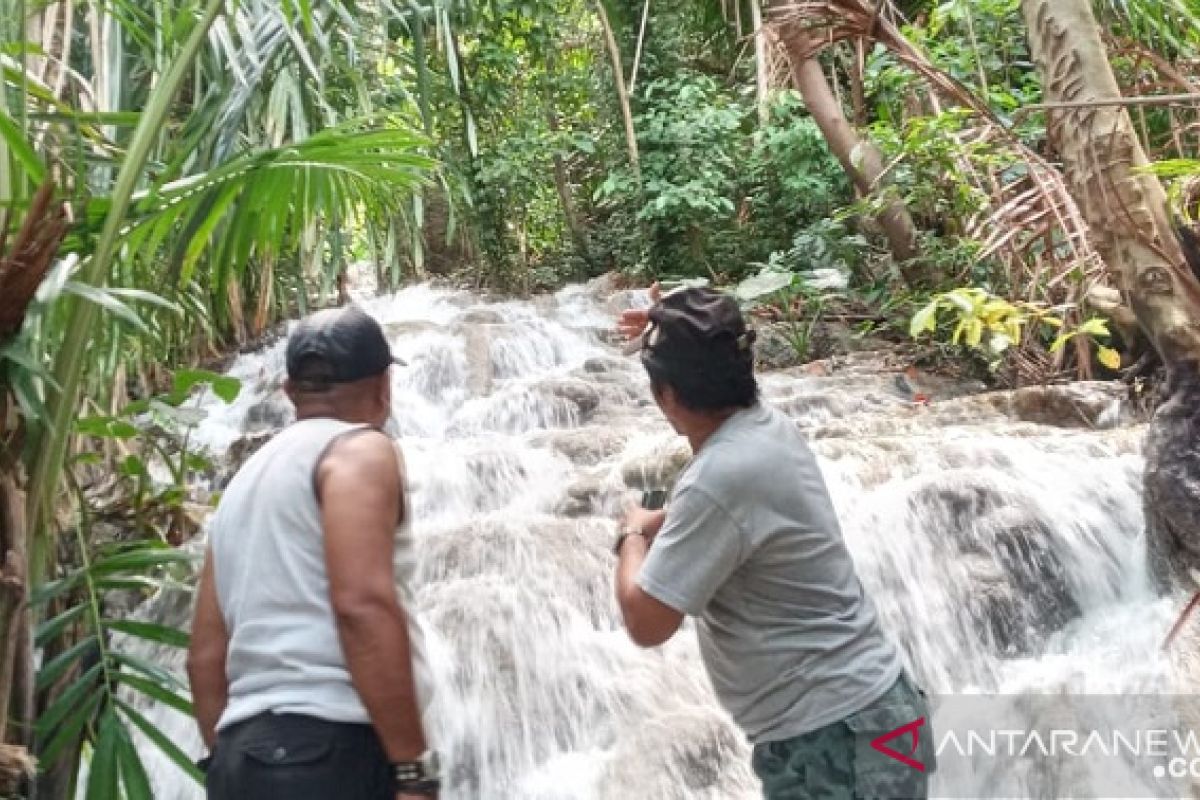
[187, 306, 440, 800]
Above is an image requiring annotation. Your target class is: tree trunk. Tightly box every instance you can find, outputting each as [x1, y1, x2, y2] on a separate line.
[750, 0, 769, 125]
[1020, 0, 1200, 590]
[770, 19, 923, 285]
[595, 0, 640, 180]
[547, 115, 593, 268]
[0, 471, 27, 742]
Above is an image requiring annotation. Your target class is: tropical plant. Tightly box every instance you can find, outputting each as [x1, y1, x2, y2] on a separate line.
[735, 266, 848, 361]
[909, 286, 1121, 373]
[31, 369, 239, 797]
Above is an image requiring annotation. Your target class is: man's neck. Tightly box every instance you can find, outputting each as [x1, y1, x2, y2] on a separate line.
[685, 407, 740, 453]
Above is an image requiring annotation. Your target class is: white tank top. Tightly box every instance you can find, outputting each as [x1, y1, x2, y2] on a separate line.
[209, 417, 433, 730]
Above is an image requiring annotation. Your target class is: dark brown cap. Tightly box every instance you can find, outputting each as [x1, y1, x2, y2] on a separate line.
[629, 287, 755, 372]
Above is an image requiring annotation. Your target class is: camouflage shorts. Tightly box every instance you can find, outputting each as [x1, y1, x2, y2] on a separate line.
[751, 674, 934, 800]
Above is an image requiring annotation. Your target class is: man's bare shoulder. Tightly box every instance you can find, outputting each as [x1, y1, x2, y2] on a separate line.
[321, 427, 399, 479]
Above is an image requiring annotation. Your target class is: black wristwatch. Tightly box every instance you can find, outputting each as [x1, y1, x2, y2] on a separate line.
[393, 750, 441, 795]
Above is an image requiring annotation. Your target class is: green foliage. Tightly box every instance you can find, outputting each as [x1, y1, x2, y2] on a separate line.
[28, 369, 239, 794]
[75, 370, 241, 542]
[734, 267, 847, 362]
[34, 539, 201, 796]
[747, 94, 850, 226]
[910, 287, 1121, 371]
[593, 79, 853, 282]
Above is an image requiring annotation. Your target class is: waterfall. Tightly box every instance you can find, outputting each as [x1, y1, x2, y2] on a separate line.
[125, 277, 1172, 799]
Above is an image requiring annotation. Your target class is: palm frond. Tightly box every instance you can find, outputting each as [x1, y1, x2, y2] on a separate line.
[119, 118, 434, 294]
[1093, 0, 1200, 58]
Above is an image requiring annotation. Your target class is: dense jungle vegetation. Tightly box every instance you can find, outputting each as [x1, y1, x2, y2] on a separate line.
[1, 0, 1199, 795]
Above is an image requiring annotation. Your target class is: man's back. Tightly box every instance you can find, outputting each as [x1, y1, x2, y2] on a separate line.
[640, 402, 902, 743]
[210, 418, 373, 729]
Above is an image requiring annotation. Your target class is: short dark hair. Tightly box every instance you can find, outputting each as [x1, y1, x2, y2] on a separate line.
[643, 358, 759, 412]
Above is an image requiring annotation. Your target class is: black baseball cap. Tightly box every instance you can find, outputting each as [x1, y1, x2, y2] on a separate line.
[286, 306, 404, 385]
[629, 287, 756, 373]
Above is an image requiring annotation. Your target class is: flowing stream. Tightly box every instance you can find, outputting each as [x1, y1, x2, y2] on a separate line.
[125, 277, 1177, 799]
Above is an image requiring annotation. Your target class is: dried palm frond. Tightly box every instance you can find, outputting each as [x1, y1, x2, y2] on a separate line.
[0, 744, 35, 794]
[0, 180, 71, 340]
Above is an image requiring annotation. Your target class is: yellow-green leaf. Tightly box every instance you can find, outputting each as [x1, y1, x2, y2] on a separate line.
[1077, 317, 1111, 338]
[1097, 346, 1122, 370]
[910, 300, 939, 338]
[965, 318, 984, 347]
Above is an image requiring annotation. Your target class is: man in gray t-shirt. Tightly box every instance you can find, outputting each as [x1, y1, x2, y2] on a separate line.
[613, 287, 932, 799]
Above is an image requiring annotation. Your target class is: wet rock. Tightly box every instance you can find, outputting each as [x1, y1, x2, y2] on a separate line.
[243, 389, 292, 433]
[461, 325, 494, 395]
[453, 307, 508, 326]
[531, 428, 629, 466]
[1144, 361, 1200, 591]
[1003, 382, 1127, 428]
[979, 508, 1080, 655]
[908, 477, 1081, 656]
[754, 323, 808, 371]
[217, 431, 274, 489]
[383, 320, 439, 339]
[538, 378, 601, 420]
[620, 440, 691, 490]
[582, 355, 629, 374]
[554, 474, 608, 517]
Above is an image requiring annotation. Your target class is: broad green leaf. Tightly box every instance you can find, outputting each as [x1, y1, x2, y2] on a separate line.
[35, 662, 103, 738]
[112, 652, 189, 691]
[37, 637, 96, 692]
[39, 690, 103, 767]
[1097, 346, 1122, 370]
[117, 716, 155, 800]
[105, 619, 191, 649]
[76, 416, 140, 439]
[86, 708, 122, 800]
[943, 290, 976, 314]
[35, 604, 89, 647]
[91, 548, 196, 576]
[0, 109, 47, 183]
[105, 288, 182, 314]
[118, 700, 205, 785]
[965, 318, 984, 347]
[174, 369, 241, 403]
[117, 673, 194, 716]
[734, 269, 794, 301]
[62, 281, 148, 331]
[30, 572, 85, 606]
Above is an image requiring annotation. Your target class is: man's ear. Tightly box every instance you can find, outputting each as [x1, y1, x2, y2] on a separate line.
[283, 377, 297, 404]
[377, 371, 392, 414]
[657, 383, 679, 412]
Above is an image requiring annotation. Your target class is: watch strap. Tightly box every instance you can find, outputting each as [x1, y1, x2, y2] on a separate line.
[613, 526, 644, 555]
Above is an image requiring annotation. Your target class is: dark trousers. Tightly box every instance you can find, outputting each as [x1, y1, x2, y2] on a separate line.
[206, 712, 392, 800]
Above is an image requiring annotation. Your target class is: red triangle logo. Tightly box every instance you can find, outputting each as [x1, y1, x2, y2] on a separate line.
[870, 717, 927, 772]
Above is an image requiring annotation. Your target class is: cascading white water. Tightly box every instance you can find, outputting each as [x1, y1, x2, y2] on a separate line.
[126, 277, 1177, 799]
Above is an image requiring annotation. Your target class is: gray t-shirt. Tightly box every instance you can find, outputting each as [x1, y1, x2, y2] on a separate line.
[638, 403, 901, 743]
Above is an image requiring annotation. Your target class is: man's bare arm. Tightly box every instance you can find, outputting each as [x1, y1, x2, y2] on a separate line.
[615, 507, 683, 647]
[187, 549, 229, 749]
[320, 431, 427, 762]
